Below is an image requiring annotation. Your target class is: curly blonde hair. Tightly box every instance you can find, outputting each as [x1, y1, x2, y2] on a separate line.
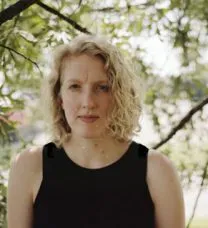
[41, 34, 144, 147]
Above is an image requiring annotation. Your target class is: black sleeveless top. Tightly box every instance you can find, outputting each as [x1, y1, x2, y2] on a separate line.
[33, 141, 155, 227]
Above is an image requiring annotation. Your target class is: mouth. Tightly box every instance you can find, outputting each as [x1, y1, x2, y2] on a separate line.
[79, 115, 99, 123]
[79, 115, 99, 118]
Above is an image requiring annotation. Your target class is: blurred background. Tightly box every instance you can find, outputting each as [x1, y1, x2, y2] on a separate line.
[0, 0, 208, 227]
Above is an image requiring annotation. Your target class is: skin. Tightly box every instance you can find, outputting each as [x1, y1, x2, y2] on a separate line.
[60, 54, 114, 141]
[59, 54, 130, 167]
[7, 54, 185, 228]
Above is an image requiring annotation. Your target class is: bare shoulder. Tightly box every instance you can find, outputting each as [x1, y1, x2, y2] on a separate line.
[147, 149, 177, 180]
[7, 146, 43, 228]
[8, 146, 43, 199]
[146, 149, 185, 228]
[10, 146, 43, 178]
[147, 149, 181, 202]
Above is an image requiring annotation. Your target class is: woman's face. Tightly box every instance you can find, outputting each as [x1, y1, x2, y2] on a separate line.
[60, 54, 114, 139]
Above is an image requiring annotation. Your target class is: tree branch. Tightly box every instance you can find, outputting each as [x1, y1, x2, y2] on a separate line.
[36, 1, 91, 34]
[153, 96, 208, 149]
[186, 159, 208, 228]
[0, 44, 42, 76]
[0, 0, 37, 26]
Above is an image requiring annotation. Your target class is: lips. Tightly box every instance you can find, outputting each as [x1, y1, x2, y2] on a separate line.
[79, 115, 99, 123]
[79, 115, 99, 118]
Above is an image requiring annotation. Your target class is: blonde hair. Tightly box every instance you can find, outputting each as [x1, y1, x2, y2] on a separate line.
[41, 34, 144, 147]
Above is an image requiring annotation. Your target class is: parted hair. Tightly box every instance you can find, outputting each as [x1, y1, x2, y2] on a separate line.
[41, 34, 144, 147]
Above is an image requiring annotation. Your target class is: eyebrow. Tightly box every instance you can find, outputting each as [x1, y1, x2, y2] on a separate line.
[67, 79, 109, 83]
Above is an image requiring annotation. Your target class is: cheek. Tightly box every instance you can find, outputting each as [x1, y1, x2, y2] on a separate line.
[102, 97, 114, 114]
[62, 96, 79, 117]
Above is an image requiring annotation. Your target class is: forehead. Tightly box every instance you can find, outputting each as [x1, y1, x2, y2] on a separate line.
[61, 54, 108, 83]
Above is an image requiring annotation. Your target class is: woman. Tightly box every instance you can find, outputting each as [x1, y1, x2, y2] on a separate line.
[7, 34, 185, 228]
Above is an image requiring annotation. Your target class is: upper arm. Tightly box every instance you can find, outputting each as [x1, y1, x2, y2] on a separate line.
[147, 150, 185, 228]
[7, 147, 41, 228]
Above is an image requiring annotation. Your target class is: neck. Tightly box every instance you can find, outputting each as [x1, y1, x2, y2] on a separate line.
[62, 134, 131, 165]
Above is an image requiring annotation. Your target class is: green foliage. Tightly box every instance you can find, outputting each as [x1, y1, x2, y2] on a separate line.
[0, 0, 208, 227]
[0, 174, 7, 228]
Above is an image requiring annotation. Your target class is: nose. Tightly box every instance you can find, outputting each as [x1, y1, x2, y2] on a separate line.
[82, 89, 97, 109]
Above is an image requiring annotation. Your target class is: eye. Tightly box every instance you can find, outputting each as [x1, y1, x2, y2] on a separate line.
[98, 85, 110, 92]
[69, 84, 80, 90]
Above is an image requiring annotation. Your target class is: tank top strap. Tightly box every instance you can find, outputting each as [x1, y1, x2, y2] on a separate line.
[131, 142, 149, 182]
[137, 143, 149, 158]
[42, 142, 58, 181]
